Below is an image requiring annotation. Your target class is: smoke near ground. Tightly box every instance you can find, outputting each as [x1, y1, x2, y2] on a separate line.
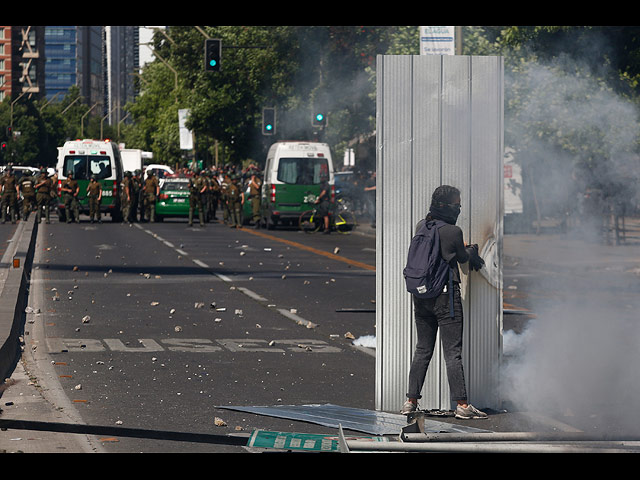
[502, 279, 640, 434]
[501, 49, 640, 435]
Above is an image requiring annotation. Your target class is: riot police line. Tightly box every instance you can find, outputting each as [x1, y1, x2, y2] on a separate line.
[0, 163, 262, 228]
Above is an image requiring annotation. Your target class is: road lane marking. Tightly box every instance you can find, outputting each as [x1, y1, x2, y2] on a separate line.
[240, 228, 376, 271]
[45, 337, 342, 354]
[132, 223, 343, 336]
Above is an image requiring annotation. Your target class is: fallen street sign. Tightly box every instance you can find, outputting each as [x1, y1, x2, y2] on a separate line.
[246, 429, 389, 452]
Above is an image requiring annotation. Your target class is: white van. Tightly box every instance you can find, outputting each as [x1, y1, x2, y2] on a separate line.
[261, 141, 334, 229]
[56, 139, 124, 221]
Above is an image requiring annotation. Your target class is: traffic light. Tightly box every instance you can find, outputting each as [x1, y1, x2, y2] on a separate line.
[262, 107, 276, 135]
[204, 39, 221, 72]
[312, 111, 326, 128]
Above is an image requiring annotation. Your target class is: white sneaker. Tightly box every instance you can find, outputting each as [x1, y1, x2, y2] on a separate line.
[455, 404, 488, 419]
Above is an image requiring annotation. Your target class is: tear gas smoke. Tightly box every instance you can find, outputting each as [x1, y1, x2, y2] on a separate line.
[501, 51, 640, 435]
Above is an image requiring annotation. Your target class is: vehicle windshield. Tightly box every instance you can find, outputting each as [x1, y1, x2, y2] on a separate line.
[161, 178, 190, 191]
[63, 155, 113, 180]
[277, 157, 329, 185]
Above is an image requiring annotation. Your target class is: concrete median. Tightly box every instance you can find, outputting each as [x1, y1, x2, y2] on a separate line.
[0, 215, 38, 384]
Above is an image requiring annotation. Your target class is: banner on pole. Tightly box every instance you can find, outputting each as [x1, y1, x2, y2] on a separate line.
[178, 109, 193, 150]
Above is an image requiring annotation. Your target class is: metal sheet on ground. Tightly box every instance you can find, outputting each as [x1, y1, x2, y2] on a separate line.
[219, 403, 488, 435]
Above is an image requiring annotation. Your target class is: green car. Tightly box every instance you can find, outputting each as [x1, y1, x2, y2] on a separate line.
[155, 176, 197, 221]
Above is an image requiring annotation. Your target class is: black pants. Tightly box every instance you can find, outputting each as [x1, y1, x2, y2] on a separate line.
[406, 284, 467, 402]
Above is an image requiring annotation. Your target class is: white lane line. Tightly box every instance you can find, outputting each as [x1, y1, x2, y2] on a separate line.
[193, 259, 209, 268]
[236, 287, 268, 302]
[214, 272, 232, 283]
[135, 224, 329, 335]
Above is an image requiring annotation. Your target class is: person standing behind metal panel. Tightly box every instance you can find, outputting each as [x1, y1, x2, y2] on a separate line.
[401, 185, 488, 420]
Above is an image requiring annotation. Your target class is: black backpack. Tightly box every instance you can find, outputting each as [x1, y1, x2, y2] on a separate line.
[403, 219, 453, 303]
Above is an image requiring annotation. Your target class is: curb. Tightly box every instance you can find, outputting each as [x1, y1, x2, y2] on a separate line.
[0, 216, 38, 383]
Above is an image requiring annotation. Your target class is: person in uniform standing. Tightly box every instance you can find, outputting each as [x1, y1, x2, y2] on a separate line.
[220, 167, 231, 225]
[131, 169, 142, 222]
[49, 169, 59, 214]
[226, 174, 244, 228]
[121, 171, 133, 224]
[209, 168, 221, 221]
[248, 170, 262, 228]
[34, 169, 52, 224]
[188, 170, 207, 227]
[143, 170, 159, 222]
[86, 176, 102, 223]
[17, 171, 36, 220]
[60, 171, 80, 223]
[1, 166, 18, 224]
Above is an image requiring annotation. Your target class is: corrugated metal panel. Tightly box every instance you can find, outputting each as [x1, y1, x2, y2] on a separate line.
[376, 55, 503, 412]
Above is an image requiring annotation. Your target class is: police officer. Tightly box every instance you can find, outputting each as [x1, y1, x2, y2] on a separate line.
[248, 170, 262, 228]
[17, 170, 36, 220]
[86, 175, 102, 223]
[60, 171, 80, 223]
[143, 170, 159, 222]
[209, 168, 221, 221]
[200, 170, 211, 222]
[226, 174, 244, 228]
[220, 167, 231, 225]
[34, 169, 52, 224]
[1, 166, 18, 224]
[121, 171, 133, 224]
[131, 169, 142, 222]
[188, 170, 207, 227]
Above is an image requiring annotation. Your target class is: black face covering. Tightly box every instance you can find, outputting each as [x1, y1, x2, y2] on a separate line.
[428, 201, 461, 225]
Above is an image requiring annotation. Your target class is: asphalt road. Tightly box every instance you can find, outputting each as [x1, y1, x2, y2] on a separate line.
[21, 217, 378, 452]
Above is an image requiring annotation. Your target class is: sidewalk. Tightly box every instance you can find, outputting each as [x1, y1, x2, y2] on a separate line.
[1, 361, 100, 453]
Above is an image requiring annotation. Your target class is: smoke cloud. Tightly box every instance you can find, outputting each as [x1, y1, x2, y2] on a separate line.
[500, 48, 640, 435]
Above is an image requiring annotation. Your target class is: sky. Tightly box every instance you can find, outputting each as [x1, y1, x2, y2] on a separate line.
[138, 26, 165, 68]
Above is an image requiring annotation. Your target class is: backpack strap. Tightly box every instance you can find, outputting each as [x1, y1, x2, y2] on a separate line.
[448, 267, 454, 318]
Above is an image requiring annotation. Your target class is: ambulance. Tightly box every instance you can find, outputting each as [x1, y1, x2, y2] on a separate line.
[56, 139, 124, 221]
[260, 141, 335, 229]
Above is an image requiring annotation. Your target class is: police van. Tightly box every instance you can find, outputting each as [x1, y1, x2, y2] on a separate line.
[56, 139, 124, 221]
[260, 141, 335, 229]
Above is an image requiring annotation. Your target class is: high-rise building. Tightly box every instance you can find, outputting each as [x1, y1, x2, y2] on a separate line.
[44, 26, 104, 111]
[104, 26, 139, 125]
[0, 26, 45, 102]
[44, 26, 139, 126]
[0, 26, 12, 102]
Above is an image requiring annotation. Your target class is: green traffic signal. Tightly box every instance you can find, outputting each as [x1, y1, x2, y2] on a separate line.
[204, 39, 221, 72]
[312, 111, 326, 127]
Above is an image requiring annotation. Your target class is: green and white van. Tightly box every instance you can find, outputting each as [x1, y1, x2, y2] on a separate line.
[260, 141, 335, 229]
[56, 139, 124, 221]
